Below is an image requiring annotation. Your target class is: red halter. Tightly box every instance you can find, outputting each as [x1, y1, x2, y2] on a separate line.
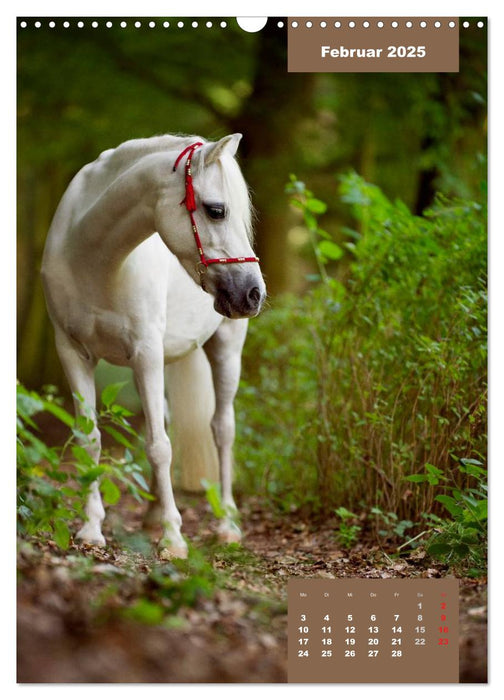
[173, 142, 260, 274]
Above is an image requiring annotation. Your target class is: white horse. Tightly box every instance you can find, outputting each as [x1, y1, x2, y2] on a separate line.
[41, 133, 266, 559]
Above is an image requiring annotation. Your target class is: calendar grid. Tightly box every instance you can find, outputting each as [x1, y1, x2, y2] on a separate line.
[288, 578, 459, 683]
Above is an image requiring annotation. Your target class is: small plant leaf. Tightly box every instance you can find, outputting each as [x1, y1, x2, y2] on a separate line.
[201, 479, 226, 519]
[126, 599, 165, 625]
[100, 477, 121, 505]
[53, 520, 71, 550]
[71, 444, 97, 469]
[404, 474, 428, 483]
[43, 401, 75, 428]
[132, 471, 150, 492]
[306, 197, 327, 214]
[435, 495, 463, 516]
[335, 506, 357, 520]
[318, 240, 344, 261]
[101, 382, 128, 409]
[102, 424, 134, 449]
[427, 542, 453, 556]
[75, 414, 95, 435]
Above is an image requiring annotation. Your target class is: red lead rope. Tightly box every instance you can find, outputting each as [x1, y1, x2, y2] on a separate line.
[173, 142, 260, 271]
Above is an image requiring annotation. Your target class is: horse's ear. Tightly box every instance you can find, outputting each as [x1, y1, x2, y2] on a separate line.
[203, 134, 242, 166]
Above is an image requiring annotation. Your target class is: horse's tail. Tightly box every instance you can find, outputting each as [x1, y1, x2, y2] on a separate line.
[165, 347, 219, 492]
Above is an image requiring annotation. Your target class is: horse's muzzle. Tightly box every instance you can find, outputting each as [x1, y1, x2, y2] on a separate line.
[213, 274, 266, 319]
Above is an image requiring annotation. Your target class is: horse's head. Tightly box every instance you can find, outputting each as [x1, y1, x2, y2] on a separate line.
[157, 134, 266, 319]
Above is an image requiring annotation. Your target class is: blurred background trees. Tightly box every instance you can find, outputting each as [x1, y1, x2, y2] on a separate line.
[17, 18, 486, 391]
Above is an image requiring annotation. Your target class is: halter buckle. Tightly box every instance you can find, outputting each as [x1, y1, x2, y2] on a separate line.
[196, 261, 208, 278]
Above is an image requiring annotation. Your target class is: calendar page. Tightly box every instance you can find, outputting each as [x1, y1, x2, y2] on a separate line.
[16, 5, 488, 687]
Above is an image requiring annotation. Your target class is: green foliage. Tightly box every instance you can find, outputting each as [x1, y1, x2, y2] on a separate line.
[121, 542, 273, 627]
[286, 174, 344, 286]
[369, 507, 414, 542]
[201, 479, 227, 519]
[125, 548, 217, 625]
[236, 172, 486, 574]
[334, 507, 361, 549]
[404, 458, 487, 572]
[201, 480, 241, 537]
[235, 294, 320, 510]
[17, 382, 152, 549]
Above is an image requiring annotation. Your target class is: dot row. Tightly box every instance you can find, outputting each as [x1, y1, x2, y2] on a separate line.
[18, 19, 485, 31]
[18, 19, 287, 30]
[291, 20, 484, 29]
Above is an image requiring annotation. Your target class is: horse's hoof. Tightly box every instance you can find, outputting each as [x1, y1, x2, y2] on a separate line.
[217, 520, 242, 544]
[76, 526, 106, 547]
[158, 538, 188, 560]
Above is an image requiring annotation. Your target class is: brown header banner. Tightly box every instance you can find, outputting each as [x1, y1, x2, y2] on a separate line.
[288, 18, 459, 72]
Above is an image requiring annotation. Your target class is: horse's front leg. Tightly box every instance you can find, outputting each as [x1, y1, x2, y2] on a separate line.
[204, 318, 248, 544]
[133, 341, 187, 559]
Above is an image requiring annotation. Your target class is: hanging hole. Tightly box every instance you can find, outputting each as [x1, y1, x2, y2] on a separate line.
[237, 17, 268, 32]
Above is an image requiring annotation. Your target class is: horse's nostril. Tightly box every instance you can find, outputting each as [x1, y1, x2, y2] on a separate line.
[247, 286, 261, 306]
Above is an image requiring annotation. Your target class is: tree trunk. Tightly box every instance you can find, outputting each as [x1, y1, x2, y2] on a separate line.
[231, 22, 315, 295]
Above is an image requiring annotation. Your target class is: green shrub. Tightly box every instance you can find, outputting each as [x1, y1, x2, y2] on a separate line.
[334, 507, 361, 549]
[17, 381, 152, 549]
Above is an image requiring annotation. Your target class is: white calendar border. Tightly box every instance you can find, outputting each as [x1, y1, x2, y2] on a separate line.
[5, 0, 501, 696]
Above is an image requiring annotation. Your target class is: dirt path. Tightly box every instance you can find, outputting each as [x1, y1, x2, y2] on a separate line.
[17, 495, 487, 683]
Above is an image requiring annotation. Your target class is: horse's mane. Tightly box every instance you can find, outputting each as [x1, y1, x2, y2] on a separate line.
[94, 133, 203, 174]
[189, 139, 255, 243]
[216, 154, 255, 243]
[80, 134, 254, 242]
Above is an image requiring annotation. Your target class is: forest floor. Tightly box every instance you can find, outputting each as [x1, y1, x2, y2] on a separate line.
[17, 493, 488, 684]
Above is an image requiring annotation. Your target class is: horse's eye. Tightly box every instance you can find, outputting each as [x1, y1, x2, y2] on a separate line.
[204, 203, 226, 220]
